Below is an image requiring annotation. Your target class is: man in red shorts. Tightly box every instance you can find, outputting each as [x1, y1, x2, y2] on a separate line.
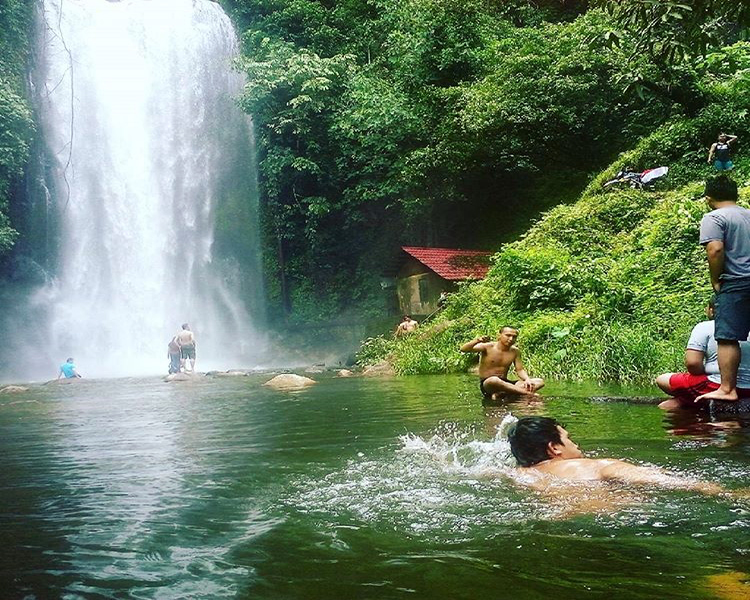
[655, 300, 750, 408]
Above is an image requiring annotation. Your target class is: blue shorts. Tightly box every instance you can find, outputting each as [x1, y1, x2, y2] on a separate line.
[714, 159, 733, 171]
[714, 279, 750, 341]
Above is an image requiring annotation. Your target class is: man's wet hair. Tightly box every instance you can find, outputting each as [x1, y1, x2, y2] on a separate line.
[500, 325, 519, 333]
[705, 175, 738, 202]
[507, 416, 563, 467]
[182, 323, 189, 329]
[66, 357, 74, 363]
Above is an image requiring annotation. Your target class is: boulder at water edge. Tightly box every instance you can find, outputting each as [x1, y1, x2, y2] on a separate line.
[0, 385, 29, 394]
[362, 361, 395, 377]
[263, 374, 317, 390]
[337, 369, 355, 378]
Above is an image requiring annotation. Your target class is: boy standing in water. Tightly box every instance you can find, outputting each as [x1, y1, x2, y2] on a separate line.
[168, 337, 181, 374]
[460, 326, 544, 400]
[176, 323, 197, 373]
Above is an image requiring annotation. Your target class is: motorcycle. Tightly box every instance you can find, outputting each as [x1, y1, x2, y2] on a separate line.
[603, 166, 669, 190]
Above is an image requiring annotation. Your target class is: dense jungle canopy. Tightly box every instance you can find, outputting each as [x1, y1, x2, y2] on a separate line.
[1, 0, 749, 378]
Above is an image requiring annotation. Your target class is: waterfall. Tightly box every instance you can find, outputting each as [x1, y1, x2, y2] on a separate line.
[17, 0, 264, 379]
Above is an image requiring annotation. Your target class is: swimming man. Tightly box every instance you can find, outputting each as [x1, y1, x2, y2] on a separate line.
[460, 326, 544, 400]
[507, 416, 722, 493]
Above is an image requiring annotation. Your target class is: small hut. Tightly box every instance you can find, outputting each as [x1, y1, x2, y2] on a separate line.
[393, 246, 492, 316]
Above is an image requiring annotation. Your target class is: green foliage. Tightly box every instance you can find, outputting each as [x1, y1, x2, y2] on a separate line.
[225, 0, 688, 324]
[600, 0, 749, 107]
[368, 68, 750, 381]
[0, 0, 34, 258]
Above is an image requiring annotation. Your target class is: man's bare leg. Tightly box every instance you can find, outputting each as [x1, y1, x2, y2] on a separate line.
[514, 378, 545, 393]
[696, 340, 740, 402]
[655, 373, 682, 409]
[655, 373, 673, 394]
[483, 376, 529, 400]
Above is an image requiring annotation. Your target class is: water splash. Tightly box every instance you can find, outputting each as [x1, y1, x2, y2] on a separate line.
[289, 418, 546, 541]
[16, 0, 264, 379]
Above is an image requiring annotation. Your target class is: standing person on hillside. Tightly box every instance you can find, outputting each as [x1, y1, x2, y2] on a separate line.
[176, 323, 197, 373]
[708, 133, 738, 171]
[696, 175, 750, 402]
[460, 326, 544, 400]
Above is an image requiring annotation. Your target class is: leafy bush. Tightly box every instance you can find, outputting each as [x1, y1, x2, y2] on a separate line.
[365, 69, 750, 381]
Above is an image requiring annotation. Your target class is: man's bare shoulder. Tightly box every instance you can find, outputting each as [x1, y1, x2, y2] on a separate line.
[530, 458, 619, 481]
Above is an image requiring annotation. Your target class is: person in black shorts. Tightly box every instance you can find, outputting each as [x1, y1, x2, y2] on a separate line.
[461, 326, 544, 401]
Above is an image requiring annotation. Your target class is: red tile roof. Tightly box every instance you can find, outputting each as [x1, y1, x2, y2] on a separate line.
[401, 246, 492, 281]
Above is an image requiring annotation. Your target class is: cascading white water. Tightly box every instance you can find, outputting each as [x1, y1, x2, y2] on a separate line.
[29, 0, 264, 378]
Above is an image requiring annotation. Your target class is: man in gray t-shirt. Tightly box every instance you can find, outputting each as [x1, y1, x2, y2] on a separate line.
[696, 175, 750, 402]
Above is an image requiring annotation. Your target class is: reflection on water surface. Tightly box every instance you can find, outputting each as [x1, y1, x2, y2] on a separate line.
[0, 375, 748, 599]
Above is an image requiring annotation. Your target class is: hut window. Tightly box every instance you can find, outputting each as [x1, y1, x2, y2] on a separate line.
[418, 278, 429, 303]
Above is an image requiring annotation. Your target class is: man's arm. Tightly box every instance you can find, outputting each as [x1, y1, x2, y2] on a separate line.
[514, 352, 534, 391]
[684, 349, 706, 375]
[460, 336, 490, 352]
[599, 460, 724, 494]
[708, 142, 717, 163]
[705, 240, 725, 292]
[727, 134, 738, 144]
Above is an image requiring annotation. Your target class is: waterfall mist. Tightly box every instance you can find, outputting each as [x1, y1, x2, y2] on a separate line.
[5, 0, 265, 381]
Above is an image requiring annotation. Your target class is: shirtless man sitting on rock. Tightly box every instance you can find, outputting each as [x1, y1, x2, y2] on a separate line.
[460, 326, 544, 400]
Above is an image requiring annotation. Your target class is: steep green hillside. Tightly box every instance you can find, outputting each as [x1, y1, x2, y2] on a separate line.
[359, 51, 750, 381]
[0, 0, 34, 257]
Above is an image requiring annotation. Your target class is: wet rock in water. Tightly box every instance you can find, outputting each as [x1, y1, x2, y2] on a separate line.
[264, 374, 317, 389]
[337, 369, 355, 378]
[710, 398, 750, 414]
[165, 372, 195, 382]
[304, 364, 326, 374]
[0, 385, 29, 394]
[362, 361, 395, 377]
[209, 370, 248, 377]
[53, 378, 82, 385]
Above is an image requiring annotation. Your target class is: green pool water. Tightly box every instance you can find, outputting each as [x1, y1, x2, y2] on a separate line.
[0, 374, 748, 599]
